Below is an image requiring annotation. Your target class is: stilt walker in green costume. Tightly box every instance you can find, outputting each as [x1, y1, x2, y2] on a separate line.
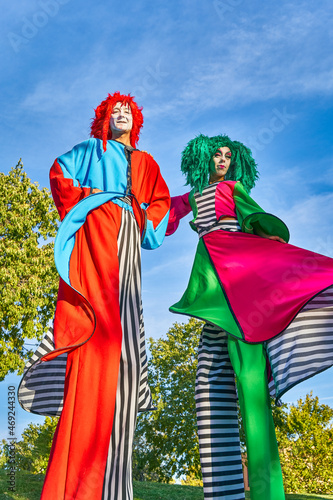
[166, 134, 333, 500]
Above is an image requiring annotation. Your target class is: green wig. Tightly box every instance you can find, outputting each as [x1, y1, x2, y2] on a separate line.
[181, 134, 259, 193]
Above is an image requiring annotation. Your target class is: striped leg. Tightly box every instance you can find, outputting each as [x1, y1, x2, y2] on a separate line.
[137, 307, 154, 412]
[195, 324, 245, 500]
[102, 211, 153, 500]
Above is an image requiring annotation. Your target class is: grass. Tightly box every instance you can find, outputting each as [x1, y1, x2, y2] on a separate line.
[132, 481, 333, 500]
[0, 471, 332, 500]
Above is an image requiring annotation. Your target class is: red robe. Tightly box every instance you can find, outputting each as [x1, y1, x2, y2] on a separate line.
[38, 140, 170, 499]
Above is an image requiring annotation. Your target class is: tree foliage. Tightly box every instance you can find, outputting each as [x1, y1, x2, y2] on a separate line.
[1, 417, 59, 474]
[0, 161, 59, 379]
[275, 393, 333, 494]
[133, 319, 204, 483]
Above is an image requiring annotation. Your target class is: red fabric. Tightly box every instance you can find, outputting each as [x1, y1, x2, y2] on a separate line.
[41, 150, 170, 499]
[215, 181, 237, 220]
[166, 192, 191, 235]
[131, 150, 171, 230]
[50, 159, 92, 221]
[204, 230, 333, 342]
[41, 203, 123, 500]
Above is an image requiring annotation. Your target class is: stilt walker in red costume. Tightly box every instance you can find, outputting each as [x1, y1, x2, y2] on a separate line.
[18, 92, 171, 500]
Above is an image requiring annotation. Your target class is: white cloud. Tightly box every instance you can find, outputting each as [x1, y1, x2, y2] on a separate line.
[249, 156, 333, 254]
[154, 2, 333, 115]
[143, 253, 193, 278]
[17, 0, 333, 130]
[280, 193, 333, 255]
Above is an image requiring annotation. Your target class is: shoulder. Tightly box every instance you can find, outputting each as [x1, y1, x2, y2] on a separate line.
[132, 149, 160, 170]
[219, 180, 238, 189]
[134, 149, 156, 161]
[139, 149, 155, 158]
[214, 180, 237, 195]
[232, 181, 247, 195]
[73, 138, 98, 150]
[58, 138, 97, 158]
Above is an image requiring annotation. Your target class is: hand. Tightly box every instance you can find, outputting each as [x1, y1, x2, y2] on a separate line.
[255, 227, 286, 243]
[261, 233, 287, 244]
[91, 188, 103, 194]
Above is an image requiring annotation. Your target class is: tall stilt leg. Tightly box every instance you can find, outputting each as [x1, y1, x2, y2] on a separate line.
[228, 338, 285, 500]
[196, 324, 246, 499]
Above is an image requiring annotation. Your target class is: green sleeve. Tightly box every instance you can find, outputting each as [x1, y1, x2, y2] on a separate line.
[233, 182, 290, 243]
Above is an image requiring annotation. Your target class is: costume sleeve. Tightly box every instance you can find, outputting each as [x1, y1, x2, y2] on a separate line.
[133, 153, 171, 250]
[233, 181, 290, 243]
[166, 192, 191, 236]
[50, 140, 93, 221]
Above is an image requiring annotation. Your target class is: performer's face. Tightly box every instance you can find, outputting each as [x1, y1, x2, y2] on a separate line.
[209, 147, 232, 181]
[110, 102, 133, 133]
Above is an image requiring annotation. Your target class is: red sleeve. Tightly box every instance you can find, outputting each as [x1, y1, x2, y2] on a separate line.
[131, 151, 170, 224]
[131, 151, 171, 249]
[50, 159, 91, 221]
[166, 192, 191, 236]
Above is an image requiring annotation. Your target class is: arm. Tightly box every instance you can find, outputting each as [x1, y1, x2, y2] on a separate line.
[132, 152, 171, 250]
[233, 182, 290, 243]
[50, 140, 93, 221]
[166, 192, 191, 236]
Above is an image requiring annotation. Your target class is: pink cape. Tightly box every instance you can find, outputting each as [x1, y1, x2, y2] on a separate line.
[204, 230, 333, 342]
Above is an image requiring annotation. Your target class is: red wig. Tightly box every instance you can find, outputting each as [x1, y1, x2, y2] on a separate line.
[90, 92, 144, 152]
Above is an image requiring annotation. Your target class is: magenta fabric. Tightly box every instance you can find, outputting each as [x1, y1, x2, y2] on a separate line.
[166, 192, 191, 235]
[204, 230, 333, 343]
[215, 181, 238, 220]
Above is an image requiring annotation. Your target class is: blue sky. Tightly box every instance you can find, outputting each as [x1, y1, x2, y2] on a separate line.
[1, 0, 333, 439]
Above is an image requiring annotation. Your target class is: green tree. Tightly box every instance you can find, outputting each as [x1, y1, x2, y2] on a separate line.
[0, 161, 59, 379]
[275, 392, 333, 494]
[1, 417, 59, 474]
[134, 319, 204, 483]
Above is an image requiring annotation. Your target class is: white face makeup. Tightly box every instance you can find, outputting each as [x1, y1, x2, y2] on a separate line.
[209, 147, 232, 182]
[110, 102, 133, 133]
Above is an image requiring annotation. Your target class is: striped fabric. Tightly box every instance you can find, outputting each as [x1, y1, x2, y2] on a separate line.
[193, 183, 217, 237]
[102, 209, 153, 500]
[190, 196, 333, 402]
[193, 210, 333, 498]
[18, 207, 152, 417]
[192, 190, 248, 499]
[18, 329, 67, 416]
[193, 184, 241, 238]
[18, 209, 153, 500]
[266, 288, 333, 400]
[195, 324, 245, 500]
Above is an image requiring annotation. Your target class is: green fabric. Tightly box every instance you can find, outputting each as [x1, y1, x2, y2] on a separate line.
[169, 239, 243, 339]
[171, 181, 290, 339]
[228, 337, 285, 500]
[188, 189, 198, 232]
[233, 182, 290, 243]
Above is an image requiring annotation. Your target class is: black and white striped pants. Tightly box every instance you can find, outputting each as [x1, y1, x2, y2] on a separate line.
[102, 209, 154, 500]
[102, 307, 150, 500]
[195, 324, 246, 500]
